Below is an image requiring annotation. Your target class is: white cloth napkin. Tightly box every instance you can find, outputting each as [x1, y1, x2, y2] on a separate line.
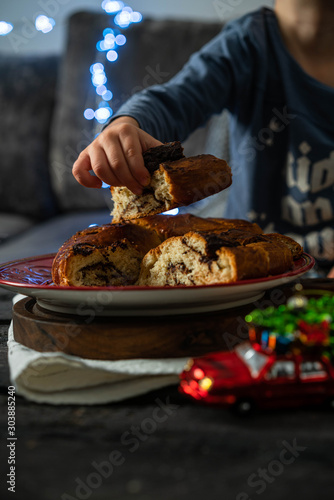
[7, 295, 188, 405]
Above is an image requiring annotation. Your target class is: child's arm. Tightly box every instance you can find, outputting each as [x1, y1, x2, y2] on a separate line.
[72, 116, 162, 195]
[73, 20, 256, 193]
[72, 38, 235, 194]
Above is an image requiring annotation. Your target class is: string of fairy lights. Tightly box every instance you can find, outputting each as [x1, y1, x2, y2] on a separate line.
[84, 1, 143, 125]
[1, 2, 142, 126]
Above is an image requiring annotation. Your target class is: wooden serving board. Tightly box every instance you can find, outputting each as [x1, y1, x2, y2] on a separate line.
[12, 297, 259, 360]
[12, 280, 332, 361]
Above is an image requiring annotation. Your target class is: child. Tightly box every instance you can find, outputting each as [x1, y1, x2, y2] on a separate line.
[72, 0, 334, 276]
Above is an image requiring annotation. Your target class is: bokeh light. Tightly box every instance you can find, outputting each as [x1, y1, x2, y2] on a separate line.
[102, 90, 113, 101]
[35, 15, 55, 34]
[102, 1, 124, 14]
[163, 208, 180, 216]
[0, 21, 13, 36]
[90, 63, 104, 74]
[96, 85, 107, 96]
[106, 50, 118, 62]
[84, 108, 95, 120]
[95, 106, 113, 123]
[115, 34, 126, 46]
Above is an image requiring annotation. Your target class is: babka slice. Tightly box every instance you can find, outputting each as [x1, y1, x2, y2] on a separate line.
[111, 142, 232, 222]
[137, 231, 299, 286]
[52, 223, 162, 287]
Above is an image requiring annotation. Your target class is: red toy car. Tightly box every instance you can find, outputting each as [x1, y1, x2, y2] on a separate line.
[179, 342, 334, 413]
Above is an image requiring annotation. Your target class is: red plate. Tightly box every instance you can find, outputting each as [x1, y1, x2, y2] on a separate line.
[0, 253, 314, 316]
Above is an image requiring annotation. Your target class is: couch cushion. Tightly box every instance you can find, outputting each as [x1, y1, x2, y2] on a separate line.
[0, 213, 35, 244]
[49, 12, 224, 212]
[49, 12, 112, 212]
[0, 210, 112, 264]
[0, 55, 59, 220]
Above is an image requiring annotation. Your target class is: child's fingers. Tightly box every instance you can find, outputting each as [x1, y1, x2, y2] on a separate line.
[72, 119, 163, 193]
[89, 146, 124, 188]
[118, 127, 151, 187]
[72, 151, 102, 188]
[93, 140, 144, 195]
[140, 132, 163, 155]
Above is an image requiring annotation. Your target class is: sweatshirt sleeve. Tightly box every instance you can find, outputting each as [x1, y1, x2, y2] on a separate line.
[105, 16, 259, 143]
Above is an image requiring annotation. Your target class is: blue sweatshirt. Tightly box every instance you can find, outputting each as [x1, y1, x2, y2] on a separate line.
[111, 7, 334, 266]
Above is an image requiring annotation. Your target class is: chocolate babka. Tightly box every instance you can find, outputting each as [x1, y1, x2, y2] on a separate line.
[52, 214, 264, 287]
[110, 142, 232, 222]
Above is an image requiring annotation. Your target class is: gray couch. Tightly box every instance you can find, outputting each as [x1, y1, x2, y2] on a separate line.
[0, 11, 230, 265]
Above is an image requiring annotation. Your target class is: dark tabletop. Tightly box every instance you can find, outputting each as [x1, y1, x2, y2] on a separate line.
[0, 281, 334, 500]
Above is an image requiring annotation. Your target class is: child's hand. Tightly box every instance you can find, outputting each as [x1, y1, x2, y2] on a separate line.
[328, 266, 334, 279]
[72, 116, 162, 195]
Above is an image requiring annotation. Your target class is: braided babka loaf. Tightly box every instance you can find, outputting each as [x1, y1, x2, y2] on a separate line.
[111, 141, 232, 222]
[52, 215, 265, 287]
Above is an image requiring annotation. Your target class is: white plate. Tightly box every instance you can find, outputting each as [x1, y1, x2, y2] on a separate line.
[0, 253, 314, 316]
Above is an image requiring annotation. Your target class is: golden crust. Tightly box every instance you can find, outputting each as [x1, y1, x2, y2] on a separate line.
[262, 233, 303, 260]
[132, 214, 263, 240]
[159, 154, 232, 207]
